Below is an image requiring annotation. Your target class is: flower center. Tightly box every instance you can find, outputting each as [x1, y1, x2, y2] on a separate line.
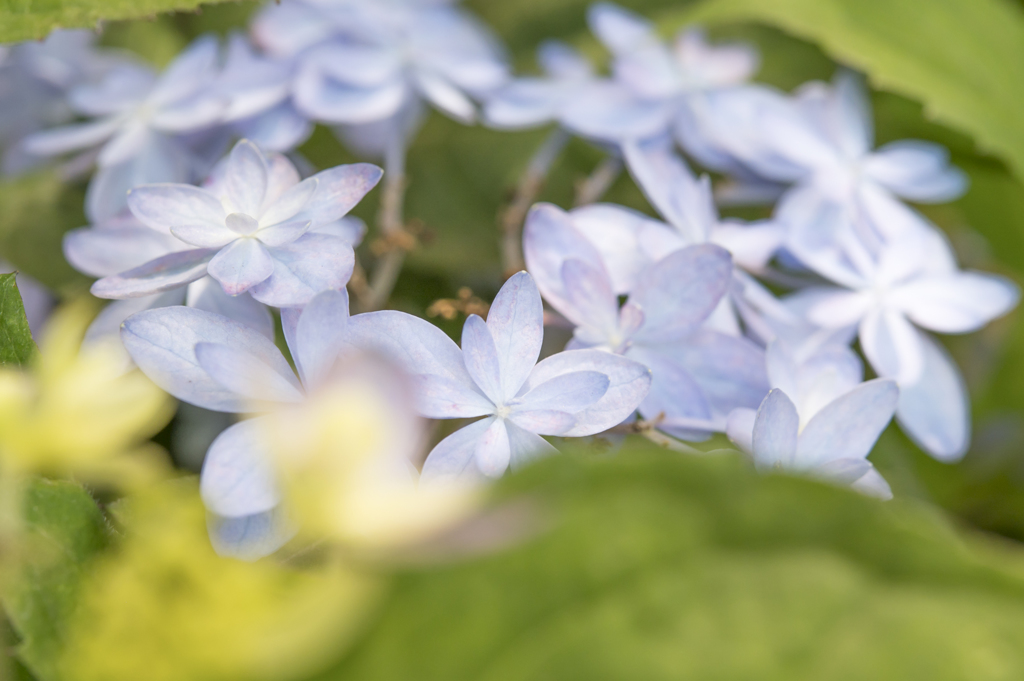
[226, 212, 259, 237]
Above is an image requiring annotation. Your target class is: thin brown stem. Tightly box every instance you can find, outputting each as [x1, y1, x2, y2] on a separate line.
[499, 128, 569, 278]
[361, 139, 409, 312]
[573, 155, 623, 207]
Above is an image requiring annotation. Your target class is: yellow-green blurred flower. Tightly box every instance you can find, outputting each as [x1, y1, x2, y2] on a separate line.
[0, 299, 174, 485]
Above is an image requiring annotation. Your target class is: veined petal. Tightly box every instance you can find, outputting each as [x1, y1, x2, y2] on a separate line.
[863, 140, 968, 202]
[751, 389, 799, 469]
[248, 233, 354, 307]
[256, 219, 311, 247]
[486, 271, 544, 400]
[291, 289, 350, 391]
[127, 183, 226, 235]
[225, 139, 269, 216]
[200, 417, 281, 518]
[461, 314, 503, 405]
[630, 244, 733, 343]
[170, 223, 241, 248]
[506, 421, 559, 471]
[207, 508, 295, 561]
[414, 70, 476, 123]
[195, 342, 304, 404]
[259, 176, 318, 225]
[725, 407, 757, 454]
[63, 225, 183, 277]
[528, 349, 652, 437]
[421, 417, 494, 481]
[515, 370, 609, 413]
[121, 305, 292, 412]
[413, 374, 495, 419]
[91, 248, 215, 299]
[475, 417, 511, 477]
[290, 163, 383, 226]
[186, 277, 274, 341]
[207, 238, 275, 296]
[22, 116, 121, 157]
[796, 378, 898, 468]
[561, 258, 620, 341]
[506, 409, 575, 436]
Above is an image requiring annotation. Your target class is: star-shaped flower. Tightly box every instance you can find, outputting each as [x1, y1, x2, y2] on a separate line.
[345, 271, 652, 478]
[23, 36, 227, 220]
[91, 139, 381, 307]
[786, 229, 1019, 460]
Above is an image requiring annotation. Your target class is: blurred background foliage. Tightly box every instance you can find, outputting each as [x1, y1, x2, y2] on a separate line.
[2, 0, 1024, 678]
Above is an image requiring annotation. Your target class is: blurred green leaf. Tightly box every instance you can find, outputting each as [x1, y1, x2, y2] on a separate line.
[684, 0, 1024, 183]
[314, 446, 1024, 681]
[0, 172, 89, 296]
[2, 479, 110, 681]
[0, 273, 37, 367]
[0, 0, 236, 44]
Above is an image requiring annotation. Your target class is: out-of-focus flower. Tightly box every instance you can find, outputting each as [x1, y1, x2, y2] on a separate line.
[484, 41, 597, 131]
[264, 353, 478, 548]
[91, 139, 380, 307]
[786, 229, 1019, 460]
[22, 36, 226, 221]
[121, 289, 353, 556]
[558, 3, 758, 143]
[0, 299, 173, 484]
[689, 71, 967, 249]
[524, 203, 767, 439]
[344, 272, 651, 479]
[217, 34, 312, 152]
[59, 479, 381, 681]
[0, 29, 128, 173]
[727, 343, 897, 498]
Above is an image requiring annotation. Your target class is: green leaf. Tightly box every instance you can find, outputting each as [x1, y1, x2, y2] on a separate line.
[0, 273, 37, 367]
[2, 479, 110, 681]
[0, 172, 90, 296]
[683, 0, 1024, 183]
[0, 0, 237, 44]
[313, 445, 1024, 680]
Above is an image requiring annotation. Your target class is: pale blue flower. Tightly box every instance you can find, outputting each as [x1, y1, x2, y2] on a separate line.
[784, 227, 1019, 461]
[344, 271, 652, 479]
[89, 139, 380, 307]
[0, 29, 130, 173]
[726, 341, 897, 498]
[524, 203, 768, 440]
[22, 36, 227, 221]
[557, 3, 759, 144]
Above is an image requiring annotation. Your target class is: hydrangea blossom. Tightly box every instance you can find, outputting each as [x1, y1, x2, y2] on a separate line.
[524, 204, 768, 439]
[786, 230, 1019, 460]
[63, 213, 276, 348]
[343, 272, 652, 478]
[217, 34, 312, 153]
[687, 71, 968, 248]
[90, 139, 380, 307]
[726, 342, 897, 498]
[269, 0, 507, 152]
[0, 29, 128, 173]
[22, 36, 227, 221]
[121, 289, 360, 557]
[558, 2, 758, 144]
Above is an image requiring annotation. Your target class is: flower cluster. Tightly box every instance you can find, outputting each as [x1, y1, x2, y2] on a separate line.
[0, 0, 1018, 561]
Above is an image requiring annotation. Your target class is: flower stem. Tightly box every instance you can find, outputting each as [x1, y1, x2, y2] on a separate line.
[499, 128, 570, 278]
[574, 155, 623, 207]
[362, 137, 409, 312]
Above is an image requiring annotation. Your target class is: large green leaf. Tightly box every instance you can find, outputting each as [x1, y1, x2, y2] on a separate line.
[309, 446, 1024, 681]
[2, 479, 110, 681]
[0, 273, 37, 367]
[0, 0, 235, 44]
[683, 0, 1024, 183]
